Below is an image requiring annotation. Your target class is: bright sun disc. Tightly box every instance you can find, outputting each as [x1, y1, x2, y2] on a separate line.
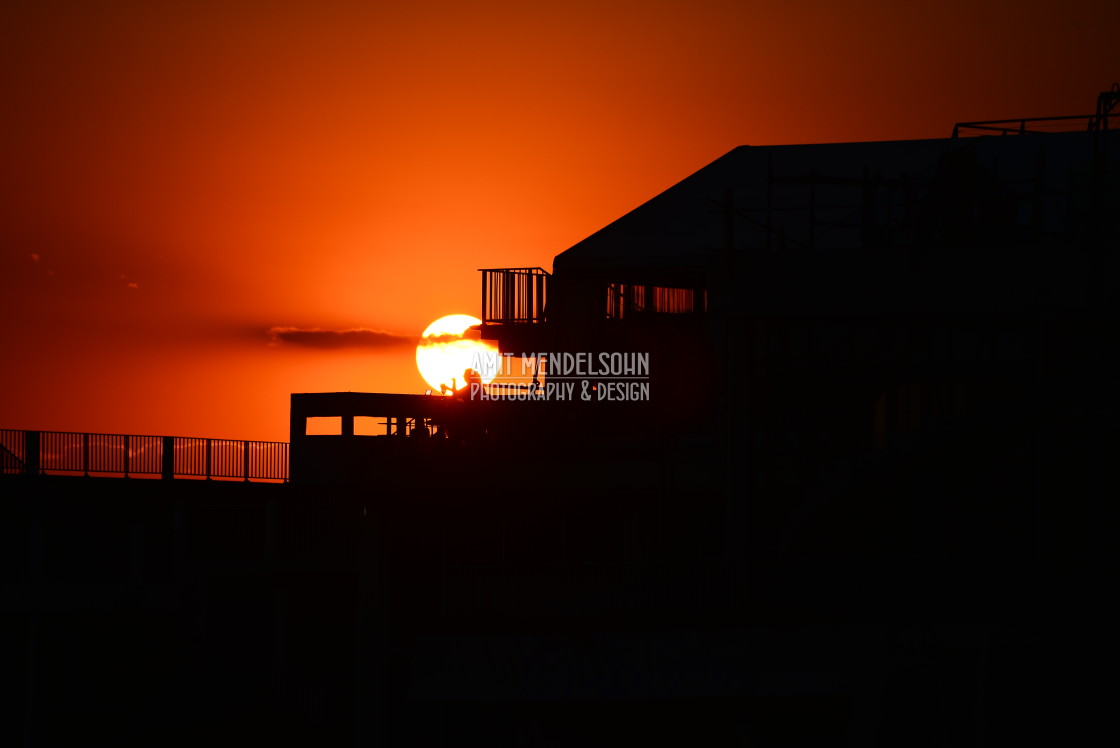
[415, 314, 500, 393]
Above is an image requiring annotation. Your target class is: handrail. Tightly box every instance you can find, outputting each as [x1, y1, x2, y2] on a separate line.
[0, 428, 288, 482]
[953, 84, 1120, 138]
[952, 114, 1101, 138]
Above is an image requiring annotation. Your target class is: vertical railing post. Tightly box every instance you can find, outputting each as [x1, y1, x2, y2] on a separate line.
[518, 270, 526, 321]
[481, 270, 488, 324]
[205, 438, 212, 480]
[25, 430, 40, 476]
[82, 432, 90, 477]
[161, 437, 174, 480]
[524, 270, 532, 321]
[124, 434, 131, 478]
[243, 440, 251, 482]
[536, 271, 546, 322]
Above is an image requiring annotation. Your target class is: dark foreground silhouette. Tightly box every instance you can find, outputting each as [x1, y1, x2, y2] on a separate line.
[3, 90, 1117, 746]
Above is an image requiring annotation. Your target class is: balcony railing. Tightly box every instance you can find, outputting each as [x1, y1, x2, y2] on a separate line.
[480, 267, 549, 324]
[0, 429, 288, 482]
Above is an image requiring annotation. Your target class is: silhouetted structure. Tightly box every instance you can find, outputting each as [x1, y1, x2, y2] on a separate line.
[4, 90, 1117, 746]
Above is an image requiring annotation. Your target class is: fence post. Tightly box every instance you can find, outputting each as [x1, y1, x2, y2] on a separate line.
[243, 440, 250, 482]
[83, 432, 90, 477]
[161, 437, 174, 480]
[25, 430, 40, 476]
[205, 439, 212, 480]
[124, 434, 131, 478]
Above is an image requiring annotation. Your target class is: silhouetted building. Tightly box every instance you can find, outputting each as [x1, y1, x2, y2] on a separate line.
[5, 90, 1117, 746]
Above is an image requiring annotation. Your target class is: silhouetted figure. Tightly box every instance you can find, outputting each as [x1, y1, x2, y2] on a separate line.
[461, 368, 482, 400]
[441, 368, 483, 401]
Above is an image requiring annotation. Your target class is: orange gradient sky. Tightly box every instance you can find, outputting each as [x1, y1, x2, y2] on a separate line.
[2, 0, 1116, 441]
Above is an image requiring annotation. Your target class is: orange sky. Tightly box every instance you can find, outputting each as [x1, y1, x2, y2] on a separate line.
[1, 0, 1115, 441]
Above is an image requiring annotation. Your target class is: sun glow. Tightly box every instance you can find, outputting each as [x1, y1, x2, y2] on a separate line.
[415, 314, 500, 394]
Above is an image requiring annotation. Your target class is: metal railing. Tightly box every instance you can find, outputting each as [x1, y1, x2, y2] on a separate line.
[0, 429, 288, 482]
[953, 84, 1120, 138]
[480, 267, 549, 324]
[953, 114, 1104, 138]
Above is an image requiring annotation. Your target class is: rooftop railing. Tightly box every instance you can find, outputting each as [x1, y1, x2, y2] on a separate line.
[953, 84, 1119, 138]
[0, 429, 288, 482]
[952, 114, 1105, 138]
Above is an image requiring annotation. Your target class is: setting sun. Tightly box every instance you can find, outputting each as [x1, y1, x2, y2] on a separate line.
[415, 314, 500, 393]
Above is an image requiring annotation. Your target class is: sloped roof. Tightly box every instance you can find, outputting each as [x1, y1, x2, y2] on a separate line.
[553, 131, 1107, 276]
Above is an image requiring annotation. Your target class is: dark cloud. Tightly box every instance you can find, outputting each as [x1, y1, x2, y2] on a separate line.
[267, 326, 414, 350]
[417, 332, 471, 346]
